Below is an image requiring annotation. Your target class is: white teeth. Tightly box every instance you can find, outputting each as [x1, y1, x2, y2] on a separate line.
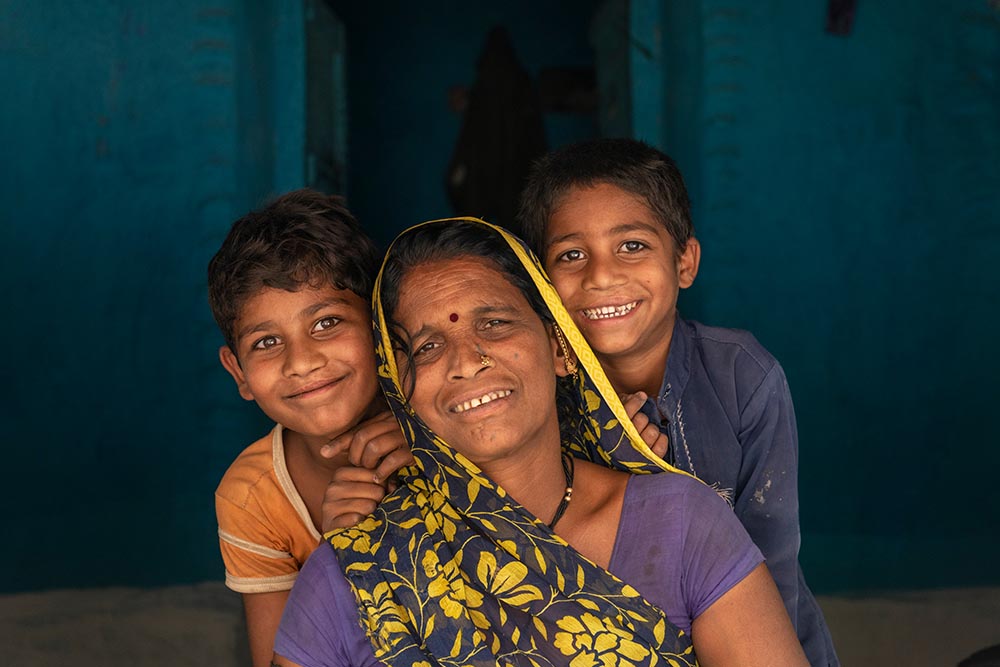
[453, 390, 512, 413]
[582, 301, 638, 320]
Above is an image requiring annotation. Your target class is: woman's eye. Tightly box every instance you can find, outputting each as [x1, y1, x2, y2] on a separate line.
[252, 335, 280, 350]
[313, 316, 340, 333]
[414, 341, 440, 358]
[620, 240, 647, 253]
[556, 249, 584, 262]
[483, 319, 508, 329]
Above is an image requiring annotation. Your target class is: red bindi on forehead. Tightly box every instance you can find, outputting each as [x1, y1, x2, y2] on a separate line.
[449, 313, 459, 322]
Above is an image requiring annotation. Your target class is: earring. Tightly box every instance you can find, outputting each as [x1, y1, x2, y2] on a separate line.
[480, 354, 494, 368]
[552, 325, 578, 377]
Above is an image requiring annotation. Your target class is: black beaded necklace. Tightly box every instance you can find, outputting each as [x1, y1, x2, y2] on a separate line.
[548, 453, 575, 529]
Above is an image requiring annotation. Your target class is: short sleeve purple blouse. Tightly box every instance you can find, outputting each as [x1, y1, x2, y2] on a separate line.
[275, 472, 763, 666]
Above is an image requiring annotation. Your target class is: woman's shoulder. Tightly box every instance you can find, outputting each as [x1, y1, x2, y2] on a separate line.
[275, 543, 381, 666]
[624, 470, 731, 512]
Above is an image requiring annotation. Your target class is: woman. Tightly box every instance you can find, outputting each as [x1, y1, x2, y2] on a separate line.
[273, 218, 807, 666]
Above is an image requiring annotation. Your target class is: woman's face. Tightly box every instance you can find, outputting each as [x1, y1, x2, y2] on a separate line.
[392, 256, 565, 467]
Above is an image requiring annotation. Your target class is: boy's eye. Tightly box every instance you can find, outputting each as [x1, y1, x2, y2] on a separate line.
[620, 240, 647, 253]
[312, 316, 341, 333]
[556, 249, 584, 263]
[252, 335, 280, 351]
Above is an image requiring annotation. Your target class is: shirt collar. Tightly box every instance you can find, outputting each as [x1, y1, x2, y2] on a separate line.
[658, 314, 692, 405]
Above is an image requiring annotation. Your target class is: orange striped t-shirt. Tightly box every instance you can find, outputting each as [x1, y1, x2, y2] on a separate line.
[215, 425, 322, 593]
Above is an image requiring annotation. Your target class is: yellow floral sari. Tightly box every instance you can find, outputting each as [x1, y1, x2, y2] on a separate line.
[328, 218, 698, 666]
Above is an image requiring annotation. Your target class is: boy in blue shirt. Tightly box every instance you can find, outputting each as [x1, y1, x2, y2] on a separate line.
[516, 138, 838, 666]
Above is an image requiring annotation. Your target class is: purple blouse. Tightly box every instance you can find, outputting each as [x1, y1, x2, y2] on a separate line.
[275, 472, 763, 666]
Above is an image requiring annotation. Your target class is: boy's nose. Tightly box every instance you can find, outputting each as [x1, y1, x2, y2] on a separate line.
[581, 254, 626, 290]
[283, 340, 326, 376]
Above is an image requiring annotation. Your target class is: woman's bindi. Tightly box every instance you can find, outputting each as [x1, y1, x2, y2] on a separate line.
[449, 313, 459, 322]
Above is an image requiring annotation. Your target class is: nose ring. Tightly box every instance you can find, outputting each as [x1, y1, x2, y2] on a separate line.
[476, 344, 494, 368]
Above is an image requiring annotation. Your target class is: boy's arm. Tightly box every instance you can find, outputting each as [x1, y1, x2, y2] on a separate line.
[733, 362, 802, 628]
[244, 591, 290, 667]
[215, 494, 303, 663]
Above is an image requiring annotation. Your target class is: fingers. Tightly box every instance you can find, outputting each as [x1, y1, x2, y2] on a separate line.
[321, 467, 390, 532]
[324, 506, 375, 532]
[620, 391, 669, 457]
[620, 391, 648, 420]
[373, 448, 415, 484]
[322, 412, 414, 482]
[649, 431, 669, 458]
[320, 411, 396, 460]
[354, 426, 412, 471]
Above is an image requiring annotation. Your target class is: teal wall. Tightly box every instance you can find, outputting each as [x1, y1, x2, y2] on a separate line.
[4, 0, 995, 595]
[631, 0, 1000, 591]
[1, 1, 599, 592]
[0, 1, 304, 591]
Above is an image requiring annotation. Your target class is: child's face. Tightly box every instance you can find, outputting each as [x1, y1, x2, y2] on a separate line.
[542, 182, 699, 367]
[219, 284, 378, 446]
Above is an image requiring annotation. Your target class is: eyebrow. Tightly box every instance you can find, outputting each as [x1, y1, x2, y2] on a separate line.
[405, 303, 522, 341]
[547, 221, 661, 247]
[236, 296, 355, 342]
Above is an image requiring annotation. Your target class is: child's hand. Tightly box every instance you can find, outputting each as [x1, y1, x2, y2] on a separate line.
[620, 391, 669, 459]
[321, 466, 391, 532]
[320, 411, 414, 484]
[319, 411, 413, 532]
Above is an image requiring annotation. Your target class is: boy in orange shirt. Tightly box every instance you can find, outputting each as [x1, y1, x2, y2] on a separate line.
[208, 189, 410, 667]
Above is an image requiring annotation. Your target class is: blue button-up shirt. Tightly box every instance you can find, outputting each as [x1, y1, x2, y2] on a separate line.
[649, 316, 838, 666]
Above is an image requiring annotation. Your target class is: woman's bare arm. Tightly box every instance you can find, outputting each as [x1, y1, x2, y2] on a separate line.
[691, 563, 808, 667]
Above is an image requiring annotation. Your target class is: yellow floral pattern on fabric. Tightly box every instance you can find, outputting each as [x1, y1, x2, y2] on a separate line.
[328, 218, 698, 666]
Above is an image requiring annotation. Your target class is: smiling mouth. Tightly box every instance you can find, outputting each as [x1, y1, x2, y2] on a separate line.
[451, 390, 512, 413]
[287, 377, 342, 399]
[581, 301, 638, 320]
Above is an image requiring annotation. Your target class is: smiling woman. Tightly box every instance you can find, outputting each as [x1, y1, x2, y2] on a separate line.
[270, 219, 808, 667]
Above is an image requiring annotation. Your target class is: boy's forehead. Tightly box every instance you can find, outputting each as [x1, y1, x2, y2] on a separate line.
[547, 183, 664, 241]
[235, 284, 370, 336]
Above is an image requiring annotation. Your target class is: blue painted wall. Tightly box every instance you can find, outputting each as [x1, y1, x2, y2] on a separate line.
[633, 0, 1000, 591]
[1, 1, 600, 592]
[0, 1, 305, 591]
[6, 0, 994, 595]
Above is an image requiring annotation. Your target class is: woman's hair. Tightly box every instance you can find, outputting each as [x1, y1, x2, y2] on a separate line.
[379, 220, 552, 395]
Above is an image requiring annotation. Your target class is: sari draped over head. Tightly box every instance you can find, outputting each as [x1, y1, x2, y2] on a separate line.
[328, 218, 699, 667]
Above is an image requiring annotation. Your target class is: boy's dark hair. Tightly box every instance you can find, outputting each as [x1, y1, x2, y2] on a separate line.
[517, 138, 694, 256]
[207, 189, 379, 352]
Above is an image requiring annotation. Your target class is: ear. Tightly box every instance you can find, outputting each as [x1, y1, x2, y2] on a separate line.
[219, 345, 255, 401]
[548, 323, 578, 378]
[677, 237, 701, 289]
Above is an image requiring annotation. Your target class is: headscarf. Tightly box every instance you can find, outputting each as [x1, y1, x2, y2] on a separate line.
[328, 218, 698, 666]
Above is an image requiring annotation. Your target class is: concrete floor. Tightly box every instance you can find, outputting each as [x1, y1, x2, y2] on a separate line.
[2, 583, 999, 666]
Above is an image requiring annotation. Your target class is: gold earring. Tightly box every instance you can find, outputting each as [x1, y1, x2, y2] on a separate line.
[480, 354, 494, 368]
[553, 325, 578, 377]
